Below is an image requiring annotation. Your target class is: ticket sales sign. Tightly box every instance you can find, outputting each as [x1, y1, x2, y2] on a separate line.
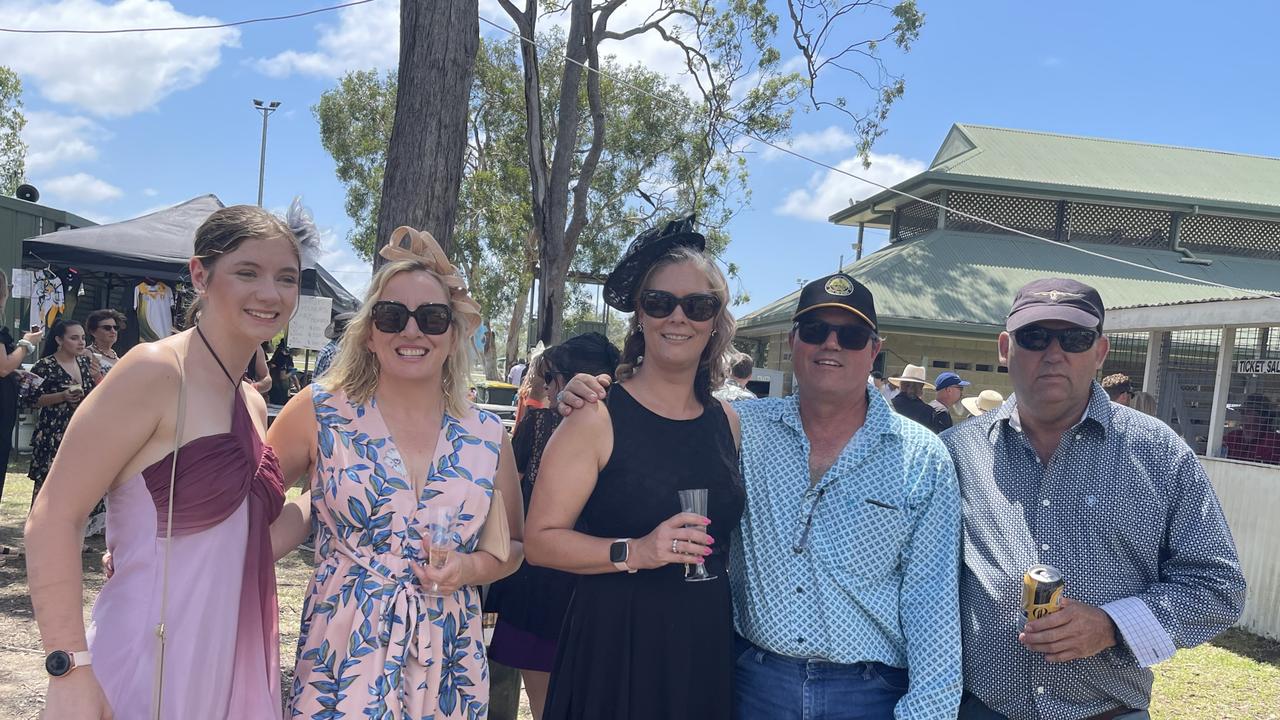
[1236, 358, 1280, 374]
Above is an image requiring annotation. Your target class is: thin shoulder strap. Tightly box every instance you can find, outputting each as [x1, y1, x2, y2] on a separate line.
[152, 341, 187, 720]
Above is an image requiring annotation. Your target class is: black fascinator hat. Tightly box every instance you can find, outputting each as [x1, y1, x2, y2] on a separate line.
[603, 214, 706, 312]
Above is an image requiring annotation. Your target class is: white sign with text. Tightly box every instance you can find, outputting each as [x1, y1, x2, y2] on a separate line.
[290, 296, 333, 351]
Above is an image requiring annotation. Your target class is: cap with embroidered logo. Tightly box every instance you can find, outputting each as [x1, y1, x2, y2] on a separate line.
[793, 272, 877, 331]
[1006, 278, 1104, 332]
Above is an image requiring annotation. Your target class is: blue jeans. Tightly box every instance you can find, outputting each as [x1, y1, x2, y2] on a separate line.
[732, 634, 909, 720]
[958, 693, 1151, 720]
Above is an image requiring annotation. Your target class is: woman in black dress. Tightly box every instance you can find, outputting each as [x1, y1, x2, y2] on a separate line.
[526, 217, 744, 720]
[486, 332, 621, 719]
[27, 320, 96, 503]
[0, 270, 44, 502]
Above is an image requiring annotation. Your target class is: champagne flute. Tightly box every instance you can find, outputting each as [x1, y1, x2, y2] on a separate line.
[677, 489, 716, 582]
[424, 505, 457, 598]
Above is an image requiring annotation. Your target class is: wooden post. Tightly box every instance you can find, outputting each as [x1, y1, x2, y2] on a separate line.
[1207, 327, 1236, 457]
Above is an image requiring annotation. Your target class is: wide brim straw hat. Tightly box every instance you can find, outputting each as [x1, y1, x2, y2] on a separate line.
[888, 364, 934, 390]
[962, 389, 1005, 417]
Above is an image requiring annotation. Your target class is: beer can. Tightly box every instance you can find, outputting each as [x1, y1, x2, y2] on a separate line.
[1022, 564, 1065, 624]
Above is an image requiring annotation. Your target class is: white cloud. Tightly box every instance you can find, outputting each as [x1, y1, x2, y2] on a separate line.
[41, 172, 123, 205]
[761, 126, 859, 160]
[142, 188, 158, 197]
[0, 0, 238, 117]
[21, 111, 108, 173]
[776, 152, 926, 222]
[254, 1, 398, 78]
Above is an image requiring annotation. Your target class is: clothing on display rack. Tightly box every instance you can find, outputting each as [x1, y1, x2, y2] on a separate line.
[30, 269, 65, 330]
[134, 280, 175, 342]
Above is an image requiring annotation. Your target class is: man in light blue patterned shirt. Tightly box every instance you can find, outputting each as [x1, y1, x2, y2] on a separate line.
[557, 272, 962, 718]
[730, 273, 961, 719]
[943, 278, 1246, 720]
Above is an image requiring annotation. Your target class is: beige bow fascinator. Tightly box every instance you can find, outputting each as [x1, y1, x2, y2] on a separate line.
[379, 226, 483, 335]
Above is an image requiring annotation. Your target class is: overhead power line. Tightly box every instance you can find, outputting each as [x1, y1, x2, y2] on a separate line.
[476, 12, 1280, 307]
[0, 0, 375, 35]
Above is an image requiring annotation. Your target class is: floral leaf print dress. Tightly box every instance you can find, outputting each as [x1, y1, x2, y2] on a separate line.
[290, 385, 504, 720]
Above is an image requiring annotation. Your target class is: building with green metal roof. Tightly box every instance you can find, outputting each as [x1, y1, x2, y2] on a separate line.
[736, 123, 1280, 403]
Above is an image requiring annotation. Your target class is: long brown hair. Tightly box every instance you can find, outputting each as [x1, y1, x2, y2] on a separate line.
[615, 246, 735, 404]
[185, 205, 300, 326]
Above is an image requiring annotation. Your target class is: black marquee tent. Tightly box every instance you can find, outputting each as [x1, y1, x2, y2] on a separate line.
[21, 194, 359, 314]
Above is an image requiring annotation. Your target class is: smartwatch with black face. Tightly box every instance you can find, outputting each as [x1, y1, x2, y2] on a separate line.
[45, 649, 92, 677]
[610, 538, 637, 573]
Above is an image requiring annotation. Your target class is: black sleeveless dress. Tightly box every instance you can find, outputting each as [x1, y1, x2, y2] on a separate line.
[543, 384, 745, 720]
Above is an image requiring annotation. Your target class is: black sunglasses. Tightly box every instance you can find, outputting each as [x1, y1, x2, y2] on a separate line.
[371, 301, 452, 335]
[794, 319, 877, 351]
[97, 325, 119, 332]
[1013, 325, 1098, 353]
[543, 371, 561, 386]
[638, 290, 721, 322]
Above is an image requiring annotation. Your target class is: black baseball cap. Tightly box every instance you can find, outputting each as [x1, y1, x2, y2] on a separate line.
[1006, 278, 1104, 332]
[793, 273, 877, 331]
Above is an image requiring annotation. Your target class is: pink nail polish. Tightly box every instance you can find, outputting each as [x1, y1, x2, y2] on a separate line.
[707, 535, 715, 544]
[703, 548, 712, 556]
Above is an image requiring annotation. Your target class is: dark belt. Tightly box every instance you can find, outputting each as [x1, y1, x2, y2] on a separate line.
[1085, 709, 1135, 720]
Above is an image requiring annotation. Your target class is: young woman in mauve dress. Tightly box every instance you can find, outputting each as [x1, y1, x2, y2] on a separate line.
[25, 205, 303, 719]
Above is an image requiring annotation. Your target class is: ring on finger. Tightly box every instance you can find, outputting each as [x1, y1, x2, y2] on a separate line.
[671, 538, 679, 554]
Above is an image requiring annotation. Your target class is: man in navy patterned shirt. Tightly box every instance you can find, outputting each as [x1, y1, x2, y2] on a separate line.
[942, 278, 1246, 720]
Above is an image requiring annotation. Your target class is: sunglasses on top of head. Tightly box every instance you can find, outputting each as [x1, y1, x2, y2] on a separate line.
[370, 301, 452, 335]
[793, 318, 878, 351]
[638, 290, 722, 322]
[1012, 325, 1099, 353]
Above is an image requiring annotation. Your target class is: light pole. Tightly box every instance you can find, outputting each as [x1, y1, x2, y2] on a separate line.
[252, 99, 281, 207]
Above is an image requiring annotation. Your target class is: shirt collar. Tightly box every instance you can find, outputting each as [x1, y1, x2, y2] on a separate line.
[988, 381, 1112, 441]
[777, 383, 899, 440]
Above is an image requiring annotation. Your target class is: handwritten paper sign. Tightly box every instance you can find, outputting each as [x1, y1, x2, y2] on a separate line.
[10, 268, 32, 299]
[289, 295, 333, 351]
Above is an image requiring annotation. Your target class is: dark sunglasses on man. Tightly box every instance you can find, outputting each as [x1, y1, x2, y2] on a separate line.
[371, 301, 452, 335]
[1012, 325, 1099, 353]
[793, 318, 878, 351]
[638, 290, 721, 322]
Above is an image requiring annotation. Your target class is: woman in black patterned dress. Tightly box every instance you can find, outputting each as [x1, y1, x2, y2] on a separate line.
[28, 320, 96, 503]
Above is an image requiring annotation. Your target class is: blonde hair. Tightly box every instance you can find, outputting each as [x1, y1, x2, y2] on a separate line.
[616, 246, 735, 404]
[321, 260, 472, 416]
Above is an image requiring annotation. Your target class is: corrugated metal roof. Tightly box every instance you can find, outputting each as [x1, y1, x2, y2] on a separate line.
[832, 124, 1280, 225]
[935, 124, 1280, 211]
[737, 230, 1280, 331]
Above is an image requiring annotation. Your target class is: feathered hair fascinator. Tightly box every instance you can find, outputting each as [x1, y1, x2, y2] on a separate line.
[286, 196, 323, 268]
[379, 226, 483, 335]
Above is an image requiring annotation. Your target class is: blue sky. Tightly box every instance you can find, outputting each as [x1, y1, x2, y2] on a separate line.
[5, 0, 1279, 319]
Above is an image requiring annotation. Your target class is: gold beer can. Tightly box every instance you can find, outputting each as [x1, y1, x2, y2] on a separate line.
[1022, 564, 1065, 624]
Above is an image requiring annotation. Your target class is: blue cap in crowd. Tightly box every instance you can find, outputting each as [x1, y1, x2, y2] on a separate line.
[934, 372, 970, 391]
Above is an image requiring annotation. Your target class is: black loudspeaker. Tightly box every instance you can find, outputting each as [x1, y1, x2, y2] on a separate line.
[16, 184, 39, 203]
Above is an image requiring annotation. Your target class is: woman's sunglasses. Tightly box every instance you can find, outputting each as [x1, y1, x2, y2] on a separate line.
[1012, 325, 1098, 353]
[370, 301, 452, 335]
[638, 290, 721, 322]
[794, 319, 877, 350]
[96, 325, 119, 332]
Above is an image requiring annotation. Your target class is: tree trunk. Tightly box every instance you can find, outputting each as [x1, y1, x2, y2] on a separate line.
[375, 0, 478, 264]
[481, 327, 499, 379]
[504, 277, 530, 371]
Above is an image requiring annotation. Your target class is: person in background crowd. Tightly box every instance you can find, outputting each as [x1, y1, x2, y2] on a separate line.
[942, 278, 1246, 720]
[268, 226, 523, 719]
[714, 351, 757, 401]
[267, 342, 295, 404]
[25, 204, 304, 718]
[526, 218, 744, 720]
[84, 309, 126, 382]
[1101, 372, 1133, 406]
[487, 332, 621, 720]
[930, 371, 970, 433]
[468, 385, 478, 402]
[27, 321, 97, 507]
[871, 369, 897, 402]
[508, 357, 528, 386]
[960, 389, 1004, 419]
[558, 271, 963, 719]
[313, 311, 354, 379]
[0, 269, 44, 501]
[247, 341, 273, 396]
[889, 363, 938, 431]
[516, 356, 549, 425]
[1221, 393, 1280, 465]
[1129, 390, 1158, 417]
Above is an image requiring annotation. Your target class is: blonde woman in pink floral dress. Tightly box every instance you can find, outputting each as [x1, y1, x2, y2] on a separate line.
[270, 227, 523, 719]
